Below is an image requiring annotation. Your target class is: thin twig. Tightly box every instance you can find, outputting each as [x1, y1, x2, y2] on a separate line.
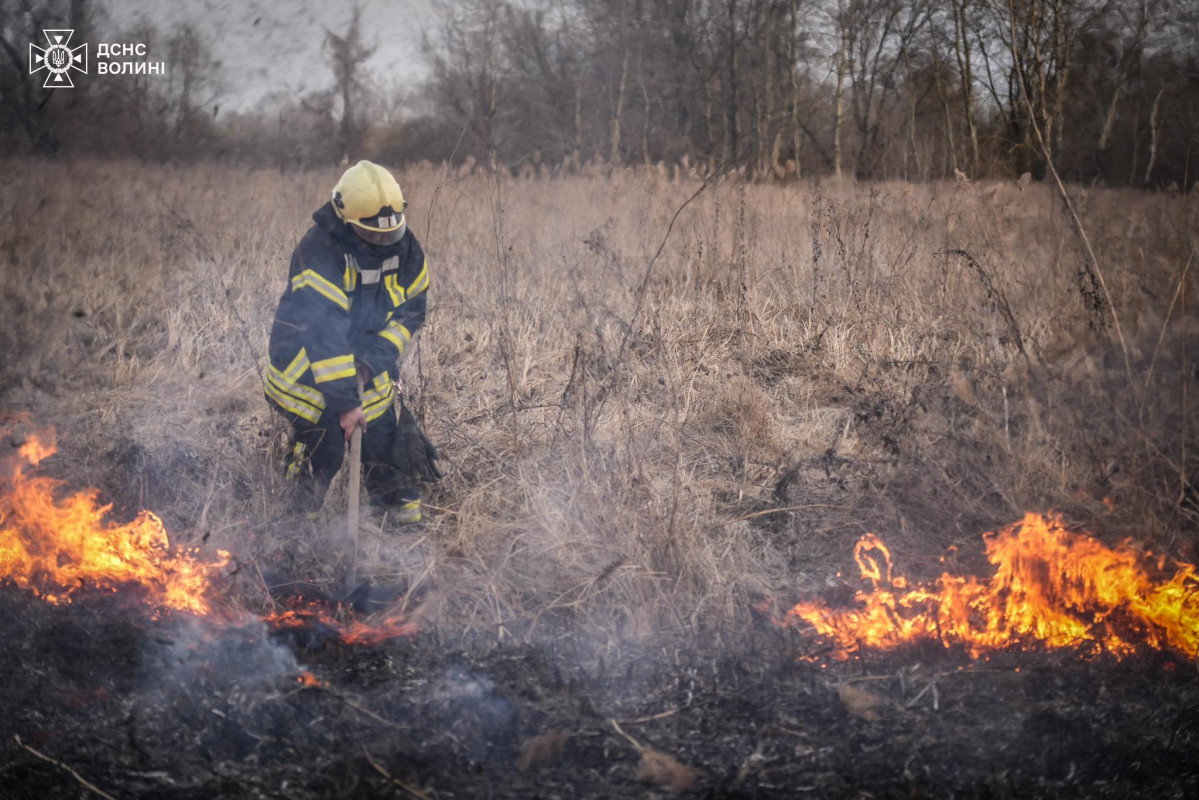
[415, 502, 458, 516]
[423, 118, 472, 246]
[733, 736, 768, 788]
[617, 175, 716, 366]
[609, 719, 645, 752]
[251, 559, 278, 612]
[1143, 250, 1195, 391]
[904, 682, 934, 709]
[194, 458, 222, 534]
[432, 410, 504, 465]
[289, 682, 404, 729]
[592, 174, 716, 424]
[615, 707, 680, 725]
[844, 666, 1024, 683]
[1007, 0, 1132, 387]
[13, 734, 119, 800]
[942, 249, 1028, 362]
[398, 557, 438, 618]
[714, 504, 845, 526]
[362, 746, 432, 800]
[339, 695, 403, 729]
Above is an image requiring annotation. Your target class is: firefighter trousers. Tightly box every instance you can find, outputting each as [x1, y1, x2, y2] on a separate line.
[284, 405, 418, 514]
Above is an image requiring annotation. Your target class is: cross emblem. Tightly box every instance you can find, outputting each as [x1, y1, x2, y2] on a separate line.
[29, 29, 88, 88]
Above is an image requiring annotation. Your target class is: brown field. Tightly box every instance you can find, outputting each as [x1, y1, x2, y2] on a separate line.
[2, 160, 1198, 798]
[1, 159, 1196, 639]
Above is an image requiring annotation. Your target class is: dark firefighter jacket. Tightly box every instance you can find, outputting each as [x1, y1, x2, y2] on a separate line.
[264, 202, 429, 424]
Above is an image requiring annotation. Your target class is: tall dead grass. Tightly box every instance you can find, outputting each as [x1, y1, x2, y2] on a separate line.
[1, 159, 1195, 646]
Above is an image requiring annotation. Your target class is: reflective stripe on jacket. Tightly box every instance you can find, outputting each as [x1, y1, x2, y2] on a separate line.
[264, 202, 429, 422]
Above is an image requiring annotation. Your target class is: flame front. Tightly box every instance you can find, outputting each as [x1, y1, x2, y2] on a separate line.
[265, 605, 418, 646]
[786, 513, 1199, 660]
[0, 424, 416, 647]
[1, 430, 228, 614]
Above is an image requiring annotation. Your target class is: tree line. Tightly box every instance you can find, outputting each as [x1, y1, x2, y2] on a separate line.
[2, 0, 1197, 185]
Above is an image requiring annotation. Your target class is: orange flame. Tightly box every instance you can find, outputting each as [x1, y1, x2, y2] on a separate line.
[785, 513, 1199, 660]
[297, 671, 327, 688]
[265, 604, 417, 646]
[1, 430, 228, 614]
[1, 424, 418, 646]
[18, 437, 55, 466]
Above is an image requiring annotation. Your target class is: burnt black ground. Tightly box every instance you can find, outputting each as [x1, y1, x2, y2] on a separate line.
[0, 588, 1196, 799]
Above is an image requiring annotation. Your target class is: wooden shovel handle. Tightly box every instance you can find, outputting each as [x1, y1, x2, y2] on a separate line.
[345, 375, 365, 589]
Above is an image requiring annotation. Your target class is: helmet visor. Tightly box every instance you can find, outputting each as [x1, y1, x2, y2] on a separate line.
[350, 203, 407, 232]
[351, 216, 407, 246]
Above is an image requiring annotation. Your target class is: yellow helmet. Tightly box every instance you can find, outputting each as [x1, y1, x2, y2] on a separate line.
[331, 160, 407, 233]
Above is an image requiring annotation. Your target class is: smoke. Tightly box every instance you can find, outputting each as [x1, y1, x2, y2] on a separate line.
[126, 613, 330, 767]
[415, 665, 516, 768]
[138, 613, 301, 689]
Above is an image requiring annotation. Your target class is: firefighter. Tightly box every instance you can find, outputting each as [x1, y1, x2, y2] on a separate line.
[264, 160, 440, 525]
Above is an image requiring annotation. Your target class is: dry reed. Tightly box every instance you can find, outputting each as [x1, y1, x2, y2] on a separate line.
[1, 159, 1195, 648]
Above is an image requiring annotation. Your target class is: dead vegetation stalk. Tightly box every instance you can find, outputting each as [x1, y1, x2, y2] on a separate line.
[13, 734, 120, 800]
[613, 173, 715, 369]
[1006, 0, 1132, 387]
[362, 746, 432, 800]
[1, 158, 1194, 644]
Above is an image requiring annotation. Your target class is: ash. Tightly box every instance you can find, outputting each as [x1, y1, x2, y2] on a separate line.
[141, 614, 301, 687]
[1, 588, 1197, 799]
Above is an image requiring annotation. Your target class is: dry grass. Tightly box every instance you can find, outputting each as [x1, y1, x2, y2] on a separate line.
[1, 159, 1196, 647]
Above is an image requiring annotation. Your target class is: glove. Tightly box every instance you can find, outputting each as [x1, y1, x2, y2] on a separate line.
[391, 400, 443, 482]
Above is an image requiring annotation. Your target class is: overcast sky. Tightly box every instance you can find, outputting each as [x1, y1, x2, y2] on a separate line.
[101, 0, 434, 113]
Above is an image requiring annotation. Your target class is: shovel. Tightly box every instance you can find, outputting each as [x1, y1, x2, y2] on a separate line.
[336, 374, 418, 609]
[343, 373, 365, 595]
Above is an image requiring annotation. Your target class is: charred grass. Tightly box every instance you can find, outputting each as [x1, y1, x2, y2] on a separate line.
[1, 160, 1197, 796]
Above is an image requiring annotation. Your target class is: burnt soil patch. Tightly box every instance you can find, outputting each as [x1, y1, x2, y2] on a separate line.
[0, 589, 1196, 799]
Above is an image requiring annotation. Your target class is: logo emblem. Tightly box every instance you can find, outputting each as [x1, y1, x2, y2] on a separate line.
[29, 29, 88, 88]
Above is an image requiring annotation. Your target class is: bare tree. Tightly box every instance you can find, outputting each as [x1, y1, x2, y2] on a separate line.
[1097, 0, 1155, 152]
[7, 0, 1179, 184]
[841, 0, 932, 178]
[165, 24, 222, 145]
[425, 0, 508, 161]
[608, 0, 630, 163]
[787, 0, 806, 177]
[832, 0, 852, 178]
[950, 0, 980, 174]
[0, 0, 79, 153]
[500, 1, 589, 163]
[325, 6, 375, 159]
